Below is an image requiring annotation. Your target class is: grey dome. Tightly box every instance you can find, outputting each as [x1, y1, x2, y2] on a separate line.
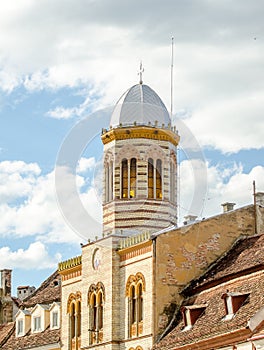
[110, 84, 171, 127]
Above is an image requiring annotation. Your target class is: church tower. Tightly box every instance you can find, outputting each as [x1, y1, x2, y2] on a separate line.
[101, 78, 179, 236]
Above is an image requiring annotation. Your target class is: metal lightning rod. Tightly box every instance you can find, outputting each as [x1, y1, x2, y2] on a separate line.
[170, 36, 174, 117]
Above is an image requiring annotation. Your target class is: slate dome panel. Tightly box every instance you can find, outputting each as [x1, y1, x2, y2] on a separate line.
[110, 84, 171, 127]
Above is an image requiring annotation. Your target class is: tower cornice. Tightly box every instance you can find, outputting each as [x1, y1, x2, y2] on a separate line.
[101, 125, 180, 146]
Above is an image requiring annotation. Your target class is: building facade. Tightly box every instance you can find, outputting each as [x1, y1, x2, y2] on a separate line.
[58, 79, 264, 350]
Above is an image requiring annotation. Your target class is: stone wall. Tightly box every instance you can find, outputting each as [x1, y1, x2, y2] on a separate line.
[154, 204, 263, 339]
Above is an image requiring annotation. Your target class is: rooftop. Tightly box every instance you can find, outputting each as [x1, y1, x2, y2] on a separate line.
[110, 83, 171, 128]
[154, 233, 264, 349]
[1, 325, 60, 350]
[22, 270, 61, 308]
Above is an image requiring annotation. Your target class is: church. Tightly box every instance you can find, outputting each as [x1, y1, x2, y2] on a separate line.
[58, 75, 264, 350]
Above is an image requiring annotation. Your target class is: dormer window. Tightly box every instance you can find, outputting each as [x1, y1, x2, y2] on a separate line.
[181, 304, 207, 331]
[52, 311, 58, 328]
[17, 319, 23, 335]
[49, 302, 61, 330]
[15, 309, 31, 337]
[33, 316, 41, 332]
[31, 304, 50, 333]
[222, 292, 249, 320]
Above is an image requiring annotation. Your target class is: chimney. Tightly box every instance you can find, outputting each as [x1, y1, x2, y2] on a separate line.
[221, 202, 236, 213]
[0, 269, 12, 297]
[183, 215, 198, 225]
[255, 192, 264, 207]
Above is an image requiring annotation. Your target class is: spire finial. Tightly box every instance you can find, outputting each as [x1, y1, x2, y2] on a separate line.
[138, 61, 144, 84]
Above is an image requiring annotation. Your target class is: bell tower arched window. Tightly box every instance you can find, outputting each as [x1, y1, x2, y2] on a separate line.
[148, 158, 162, 199]
[105, 161, 114, 202]
[148, 158, 154, 199]
[156, 159, 162, 199]
[170, 157, 176, 203]
[130, 158, 137, 198]
[121, 158, 137, 199]
[121, 159, 128, 198]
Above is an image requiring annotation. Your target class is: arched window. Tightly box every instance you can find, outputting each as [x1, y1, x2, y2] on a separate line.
[109, 161, 113, 201]
[88, 283, 105, 345]
[70, 303, 75, 340]
[170, 158, 176, 203]
[67, 292, 81, 350]
[97, 291, 103, 330]
[121, 159, 128, 198]
[126, 273, 146, 338]
[148, 158, 163, 199]
[76, 301, 81, 338]
[138, 283, 143, 322]
[130, 158, 137, 198]
[105, 161, 114, 202]
[131, 285, 136, 324]
[156, 159, 162, 199]
[148, 158, 154, 198]
[90, 293, 96, 332]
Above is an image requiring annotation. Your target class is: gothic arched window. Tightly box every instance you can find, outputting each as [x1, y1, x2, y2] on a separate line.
[67, 292, 81, 350]
[138, 283, 143, 322]
[126, 273, 146, 338]
[70, 303, 75, 340]
[88, 283, 105, 345]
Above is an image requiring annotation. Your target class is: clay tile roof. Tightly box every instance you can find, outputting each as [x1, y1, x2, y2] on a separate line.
[1, 326, 60, 350]
[11, 297, 22, 308]
[22, 270, 61, 308]
[154, 234, 264, 350]
[0, 323, 15, 347]
[154, 270, 264, 349]
[184, 234, 264, 294]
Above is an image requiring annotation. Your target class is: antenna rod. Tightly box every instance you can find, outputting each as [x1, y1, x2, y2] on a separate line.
[253, 180, 258, 234]
[170, 36, 174, 117]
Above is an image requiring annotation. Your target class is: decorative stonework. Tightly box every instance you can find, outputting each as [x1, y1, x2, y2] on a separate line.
[119, 232, 151, 249]
[101, 125, 179, 146]
[58, 256, 82, 272]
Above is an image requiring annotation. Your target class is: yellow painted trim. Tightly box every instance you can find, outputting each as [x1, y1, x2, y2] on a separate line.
[118, 239, 152, 256]
[101, 126, 180, 146]
[58, 264, 82, 276]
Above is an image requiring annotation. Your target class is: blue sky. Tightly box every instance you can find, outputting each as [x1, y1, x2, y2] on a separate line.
[0, 0, 263, 294]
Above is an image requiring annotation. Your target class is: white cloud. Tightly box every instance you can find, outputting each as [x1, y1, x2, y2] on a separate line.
[0, 161, 41, 204]
[0, 241, 61, 270]
[77, 157, 96, 173]
[0, 159, 102, 244]
[179, 160, 264, 223]
[0, 1, 263, 152]
[47, 106, 77, 120]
